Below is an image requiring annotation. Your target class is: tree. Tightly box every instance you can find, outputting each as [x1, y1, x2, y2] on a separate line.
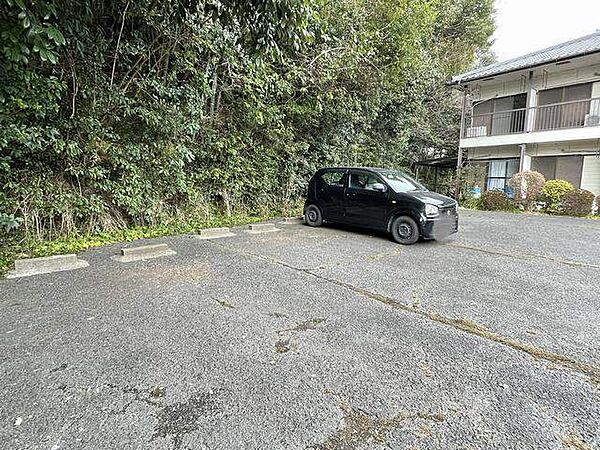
[0, 0, 495, 240]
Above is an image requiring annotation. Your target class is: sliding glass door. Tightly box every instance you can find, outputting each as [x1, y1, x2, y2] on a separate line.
[536, 83, 592, 130]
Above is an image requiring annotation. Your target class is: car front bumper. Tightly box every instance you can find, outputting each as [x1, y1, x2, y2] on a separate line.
[421, 208, 459, 239]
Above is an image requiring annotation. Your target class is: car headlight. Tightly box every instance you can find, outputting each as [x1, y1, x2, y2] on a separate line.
[424, 204, 439, 218]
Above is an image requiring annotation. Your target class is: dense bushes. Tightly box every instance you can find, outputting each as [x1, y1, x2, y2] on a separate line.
[466, 174, 597, 217]
[0, 0, 495, 244]
[481, 190, 509, 211]
[540, 179, 574, 213]
[508, 171, 545, 210]
[561, 189, 596, 217]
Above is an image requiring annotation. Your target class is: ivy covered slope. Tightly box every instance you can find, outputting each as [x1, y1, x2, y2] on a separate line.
[0, 0, 494, 246]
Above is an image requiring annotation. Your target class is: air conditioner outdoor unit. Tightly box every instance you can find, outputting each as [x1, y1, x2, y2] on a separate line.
[465, 126, 487, 138]
[584, 114, 600, 127]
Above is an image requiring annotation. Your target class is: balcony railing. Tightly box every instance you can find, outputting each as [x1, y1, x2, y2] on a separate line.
[462, 97, 600, 138]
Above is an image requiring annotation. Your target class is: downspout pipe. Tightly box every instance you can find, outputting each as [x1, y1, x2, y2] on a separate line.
[455, 84, 468, 200]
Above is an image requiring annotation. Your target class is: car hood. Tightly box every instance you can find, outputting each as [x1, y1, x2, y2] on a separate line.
[401, 190, 456, 207]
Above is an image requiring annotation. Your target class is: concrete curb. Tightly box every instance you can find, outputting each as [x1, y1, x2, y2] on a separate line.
[278, 216, 304, 225]
[6, 254, 89, 278]
[196, 227, 236, 240]
[112, 244, 176, 263]
[246, 223, 280, 234]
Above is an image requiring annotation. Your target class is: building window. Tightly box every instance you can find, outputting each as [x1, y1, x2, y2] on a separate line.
[472, 94, 527, 136]
[531, 156, 584, 187]
[536, 83, 592, 130]
[487, 159, 519, 194]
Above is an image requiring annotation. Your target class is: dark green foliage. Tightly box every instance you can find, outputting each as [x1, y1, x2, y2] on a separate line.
[481, 190, 509, 211]
[540, 179, 574, 213]
[0, 0, 495, 243]
[462, 196, 482, 210]
[561, 189, 595, 217]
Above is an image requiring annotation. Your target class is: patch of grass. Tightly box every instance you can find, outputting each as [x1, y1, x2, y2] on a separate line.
[278, 317, 326, 334]
[312, 403, 445, 450]
[215, 298, 235, 309]
[0, 208, 301, 276]
[274, 339, 291, 353]
[562, 431, 594, 450]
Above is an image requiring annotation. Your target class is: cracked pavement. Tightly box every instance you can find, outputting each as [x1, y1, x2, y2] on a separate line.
[1, 210, 599, 449]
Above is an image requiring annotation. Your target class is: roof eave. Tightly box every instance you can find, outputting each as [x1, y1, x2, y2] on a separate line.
[450, 48, 600, 87]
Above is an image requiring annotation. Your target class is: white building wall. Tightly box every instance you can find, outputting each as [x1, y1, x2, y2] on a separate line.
[471, 63, 600, 103]
[581, 156, 600, 195]
[544, 63, 600, 90]
[460, 126, 600, 148]
[460, 52, 600, 194]
[531, 140, 600, 157]
[477, 79, 525, 100]
[468, 141, 600, 160]
[467, 146, 520, 160]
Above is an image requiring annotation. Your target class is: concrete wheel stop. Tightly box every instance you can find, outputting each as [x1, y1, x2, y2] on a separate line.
[196, 227, 236, 240]
[7, 254, 89, 278]
[279, 216, 304, 225]
[246, 223, 280, 234]
[113, 243, 176, 263]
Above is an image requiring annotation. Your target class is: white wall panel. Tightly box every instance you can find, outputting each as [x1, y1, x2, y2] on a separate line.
[581, 155, 600, 195]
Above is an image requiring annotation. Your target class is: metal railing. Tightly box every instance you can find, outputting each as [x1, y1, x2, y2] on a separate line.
[463, 97, 600, 138]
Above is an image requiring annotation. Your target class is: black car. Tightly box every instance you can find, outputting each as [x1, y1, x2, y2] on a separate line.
[304, 167, 458, 245]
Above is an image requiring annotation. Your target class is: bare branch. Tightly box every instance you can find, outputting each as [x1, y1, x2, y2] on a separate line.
[110, 1, 130, 88]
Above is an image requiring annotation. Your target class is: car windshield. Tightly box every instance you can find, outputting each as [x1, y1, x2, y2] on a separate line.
[379, 171, 427, 193]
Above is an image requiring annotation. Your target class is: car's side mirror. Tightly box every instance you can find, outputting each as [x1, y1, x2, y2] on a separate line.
[372, 183, 387, 192]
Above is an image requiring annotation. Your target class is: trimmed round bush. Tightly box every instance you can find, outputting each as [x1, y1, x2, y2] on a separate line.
[561, 189, 595, 217]
[508, 171, 545, 209]
[540, 179, 574, 213]
[481, 190, 509, 211]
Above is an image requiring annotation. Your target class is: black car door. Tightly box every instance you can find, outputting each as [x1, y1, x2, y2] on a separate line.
[344, 170, 389, 228]
[317, 169, 348, 221]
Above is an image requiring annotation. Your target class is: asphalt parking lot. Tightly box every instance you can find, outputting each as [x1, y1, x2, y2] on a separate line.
[1, 210, 599, 450]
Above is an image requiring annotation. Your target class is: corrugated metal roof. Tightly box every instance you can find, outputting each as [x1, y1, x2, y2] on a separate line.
[451, 31, 600, 85]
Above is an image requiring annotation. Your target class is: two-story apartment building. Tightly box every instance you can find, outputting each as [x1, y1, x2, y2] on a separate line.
[451, 31, 600, 195]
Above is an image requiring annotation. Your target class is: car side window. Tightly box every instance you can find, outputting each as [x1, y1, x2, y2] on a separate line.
[349, 172, 384, 191]
[321, 170, 346, 187]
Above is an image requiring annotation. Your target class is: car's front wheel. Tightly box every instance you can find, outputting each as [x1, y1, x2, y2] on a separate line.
[304, 204, 323, 227]
[391, 216, 419, 245]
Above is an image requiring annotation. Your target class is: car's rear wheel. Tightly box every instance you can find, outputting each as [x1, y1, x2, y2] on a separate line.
[304, 204, 323, 227]
[391, 216, 419, 245]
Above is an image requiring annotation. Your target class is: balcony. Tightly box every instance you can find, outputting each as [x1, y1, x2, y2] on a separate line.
[462, 97, 600, 140]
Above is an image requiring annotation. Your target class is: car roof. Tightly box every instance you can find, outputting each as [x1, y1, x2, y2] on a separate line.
[319, 167, 396, 173]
